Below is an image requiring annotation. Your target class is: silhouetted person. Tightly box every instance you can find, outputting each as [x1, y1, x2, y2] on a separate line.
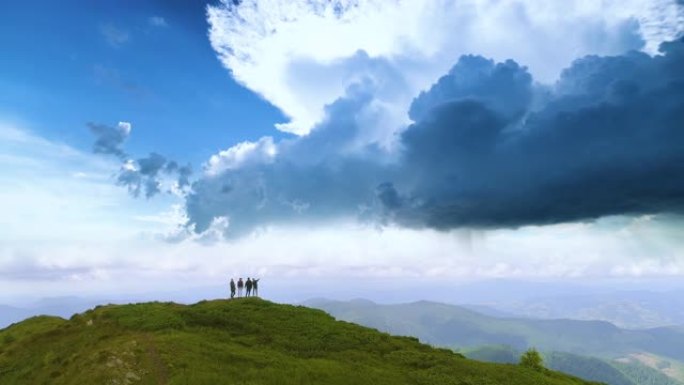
[229, 278, 236, 299]
[246, 276, 253, 297]
[237, 278, 244, 297]
[252, 278, 260, 297]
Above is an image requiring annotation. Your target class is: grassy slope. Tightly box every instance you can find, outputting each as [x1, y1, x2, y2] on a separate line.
[461, 345, 683, 385]
[0, 298, 598, 385]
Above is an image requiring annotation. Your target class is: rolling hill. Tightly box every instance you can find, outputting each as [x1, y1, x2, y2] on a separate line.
[0, 298, 597, 385]
[306, 299, 684, 358]
[306, 299, 684, 384]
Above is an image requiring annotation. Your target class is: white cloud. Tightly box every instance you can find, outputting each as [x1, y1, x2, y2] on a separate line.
[208, 0, 682, 135]
[121, 158, 137, 171]
[149, 16, 168, 27]
[205, 136, 276, 176]
[100, 24, 130, 47]
[134, 204, 187, 226]
[117, 121, 132, 136]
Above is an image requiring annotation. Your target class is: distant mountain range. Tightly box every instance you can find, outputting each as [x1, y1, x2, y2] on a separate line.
[306, 299, 684, 385]
[0, 305, 31, 329]
[474, 290, 684, 329]
[0, 297, 105, 329]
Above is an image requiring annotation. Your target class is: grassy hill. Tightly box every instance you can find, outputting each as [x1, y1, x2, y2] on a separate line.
[0, 298, 598, 385]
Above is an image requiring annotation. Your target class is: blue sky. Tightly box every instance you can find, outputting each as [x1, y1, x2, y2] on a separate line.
[1, 0, 684, 300]
[0, 0, 287, 164]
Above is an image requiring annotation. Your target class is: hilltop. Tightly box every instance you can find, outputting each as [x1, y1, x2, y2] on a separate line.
[0, 298, 598, 385]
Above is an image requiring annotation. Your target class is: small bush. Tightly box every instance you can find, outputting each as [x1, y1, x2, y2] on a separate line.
[520, 348, 544, 371]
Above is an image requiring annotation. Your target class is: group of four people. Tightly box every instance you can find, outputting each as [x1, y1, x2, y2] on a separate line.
[229, 277, 259, 298]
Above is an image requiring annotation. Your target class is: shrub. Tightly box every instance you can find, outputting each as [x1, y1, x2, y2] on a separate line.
[520, 348, 544, 371]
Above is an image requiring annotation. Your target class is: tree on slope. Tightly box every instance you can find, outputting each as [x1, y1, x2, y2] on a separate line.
[520, 348, 544, 372]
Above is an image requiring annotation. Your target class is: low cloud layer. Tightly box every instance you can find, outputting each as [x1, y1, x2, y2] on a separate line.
[186, 38, 684, 237]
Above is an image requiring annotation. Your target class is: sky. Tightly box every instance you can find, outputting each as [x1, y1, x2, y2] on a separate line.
[1, 0, 684, 302]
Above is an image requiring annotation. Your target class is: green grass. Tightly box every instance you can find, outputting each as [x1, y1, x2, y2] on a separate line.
[0, 298, 600, 385]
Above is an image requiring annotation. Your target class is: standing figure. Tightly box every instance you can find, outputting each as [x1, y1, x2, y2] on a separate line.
[237, 278, 244, 297]
[245, 277, 253, 297]
[252, 278, 260, 297]
[229, 278, 236, 299]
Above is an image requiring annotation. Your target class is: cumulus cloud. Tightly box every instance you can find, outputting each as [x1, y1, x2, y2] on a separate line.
[186, 81, 397, 235]
[409, 56, 533, 122]
[387, 42, 684, 228]
[186, 38, 684, 237]
[115, 153, 193, 199]
[207, 0, 681, 135]
[206, 137, 277, 176]
[88, 121, 131, 159]
[166, 161, 193, 189]
[87, 122, 192, 198]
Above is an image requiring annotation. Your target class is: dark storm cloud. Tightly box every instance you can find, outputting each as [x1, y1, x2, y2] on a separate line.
[409, 55, 533, 122]
[186, 38, 684, 236]
[383, 39, 684, 229]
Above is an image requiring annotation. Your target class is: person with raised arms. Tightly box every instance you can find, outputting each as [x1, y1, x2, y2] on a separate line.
[246, 276, 253, 297]
[252, 278, 260, 297]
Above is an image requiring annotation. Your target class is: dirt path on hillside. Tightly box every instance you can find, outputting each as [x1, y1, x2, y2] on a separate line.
[142, 334, 170, 385]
